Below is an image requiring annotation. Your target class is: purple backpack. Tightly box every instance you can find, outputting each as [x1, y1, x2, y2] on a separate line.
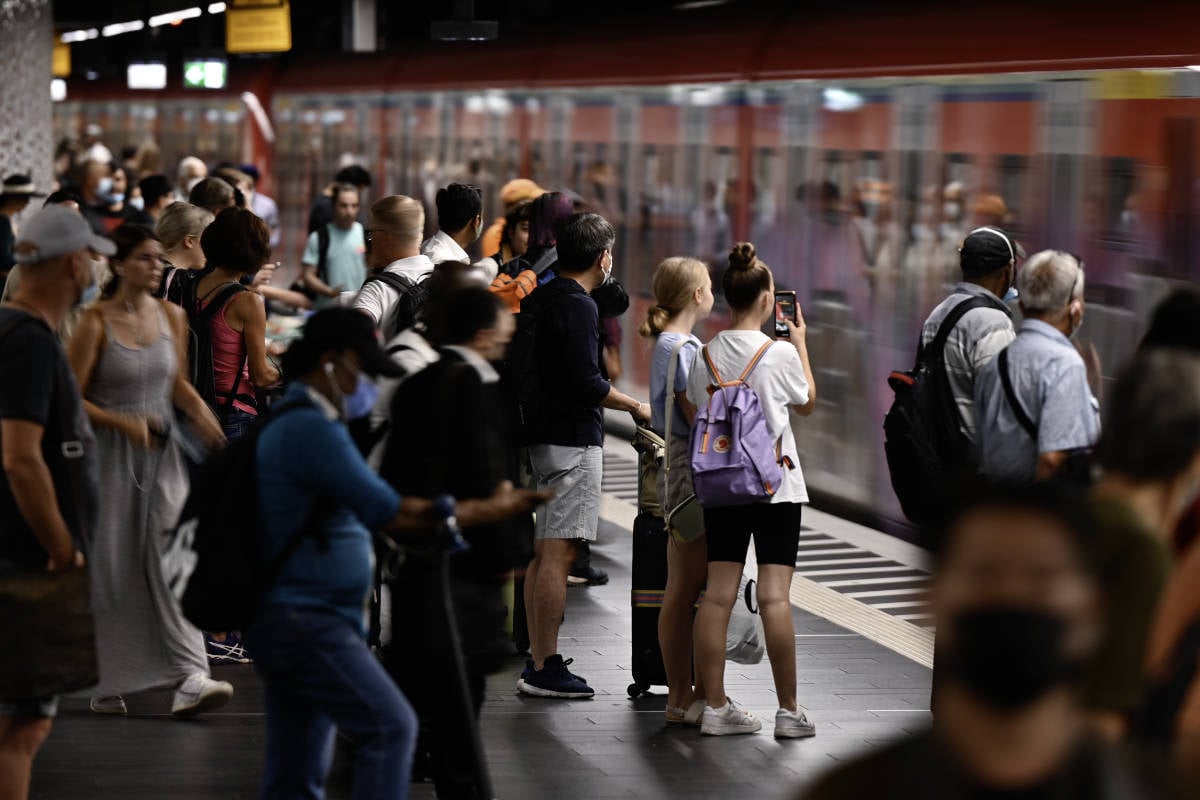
[690, 341, 787, 507]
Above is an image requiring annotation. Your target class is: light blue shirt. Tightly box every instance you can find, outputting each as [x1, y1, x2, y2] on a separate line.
[302, 222, 367, 308]
[650, 332, 700, 438]
[974, 319, 1100, 482]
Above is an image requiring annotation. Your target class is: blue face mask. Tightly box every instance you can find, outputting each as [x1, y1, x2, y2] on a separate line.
[98, 177, 113, 196]
[110, 192, 125, 205]
[1003, 286, 1019, 302]
[344, 371, 380, 420]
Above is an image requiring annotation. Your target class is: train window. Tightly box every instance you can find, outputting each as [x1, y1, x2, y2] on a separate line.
[1103, 157, 1139, 237]
[996, 154, 1028, 232]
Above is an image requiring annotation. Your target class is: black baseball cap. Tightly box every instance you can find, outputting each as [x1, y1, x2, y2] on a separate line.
[299, 308, 405, 378]
[959, 226, 1019, 277]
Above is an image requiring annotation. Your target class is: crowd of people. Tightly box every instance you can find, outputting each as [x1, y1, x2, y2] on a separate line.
[0, 133, 1199, 800]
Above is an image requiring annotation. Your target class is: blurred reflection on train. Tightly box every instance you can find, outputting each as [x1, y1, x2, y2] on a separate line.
[53, 35, 1200, 529]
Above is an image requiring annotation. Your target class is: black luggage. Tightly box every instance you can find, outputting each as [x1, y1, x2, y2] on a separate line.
[627, 426, 671, 698]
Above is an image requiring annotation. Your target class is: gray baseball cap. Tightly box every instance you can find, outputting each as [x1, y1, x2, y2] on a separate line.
[14, 205, 116, 265]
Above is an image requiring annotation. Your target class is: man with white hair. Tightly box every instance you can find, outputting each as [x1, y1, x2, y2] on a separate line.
[974, 250, 1099, 481]
[174, 156, 207, 202]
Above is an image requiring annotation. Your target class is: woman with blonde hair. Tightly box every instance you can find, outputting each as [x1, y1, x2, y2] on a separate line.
[638, 256, 714, 725]
[154, 201, 212, 302]
[685, 242, 817, 738]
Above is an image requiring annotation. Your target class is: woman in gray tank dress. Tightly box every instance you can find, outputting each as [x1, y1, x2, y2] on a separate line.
[66, 224, 229, 716]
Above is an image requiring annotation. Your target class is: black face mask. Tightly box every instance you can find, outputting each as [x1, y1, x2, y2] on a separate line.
[944, 607, 1078, 711]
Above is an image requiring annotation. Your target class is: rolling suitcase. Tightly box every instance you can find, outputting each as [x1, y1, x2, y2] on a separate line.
[628, 426, 671, 698]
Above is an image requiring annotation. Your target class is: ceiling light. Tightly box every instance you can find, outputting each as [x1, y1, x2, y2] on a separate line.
[208, 2, 226, 13]
[60, 28, 99, 43]
[149, 7, 202, 27]
[51, 79, 67, 102]
[675, 0, 731, 9]
[102, 20, 145, 37]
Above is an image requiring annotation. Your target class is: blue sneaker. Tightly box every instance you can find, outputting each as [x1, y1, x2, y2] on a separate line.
[516, 659, 535, 693]
[518, 655, 594, 699]
[206, 633, 251, 664]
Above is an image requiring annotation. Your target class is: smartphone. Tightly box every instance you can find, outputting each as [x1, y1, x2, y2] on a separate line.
[774, 290, 797, 337]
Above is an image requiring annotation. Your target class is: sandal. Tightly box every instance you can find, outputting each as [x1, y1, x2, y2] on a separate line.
[665, 698, 706, 726]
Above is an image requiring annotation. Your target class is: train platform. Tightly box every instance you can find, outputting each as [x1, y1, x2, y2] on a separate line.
[31, 437, 933, 800]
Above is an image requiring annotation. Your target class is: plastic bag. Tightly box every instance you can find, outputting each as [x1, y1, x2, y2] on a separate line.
[726, 574, 765, 665]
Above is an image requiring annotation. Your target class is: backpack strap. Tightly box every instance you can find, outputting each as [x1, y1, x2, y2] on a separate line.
[738, 341, 775, 383]
[701, 345, 724, 386]
[194, 282, 252, 417]
[923, 295, 1003, 363]
[316, 225, 331, 283]
[663, 335, 697, 473]
[365, 270, 417, 295]
[531, 247, 558, 276]
[998, 348, 1037, 439]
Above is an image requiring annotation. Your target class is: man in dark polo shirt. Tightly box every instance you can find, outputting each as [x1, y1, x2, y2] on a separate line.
[0, 205, 106, 799]
[517, 213, 650, 699]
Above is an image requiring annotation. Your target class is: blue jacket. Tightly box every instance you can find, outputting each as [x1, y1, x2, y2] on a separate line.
[256, 382, 400, 634]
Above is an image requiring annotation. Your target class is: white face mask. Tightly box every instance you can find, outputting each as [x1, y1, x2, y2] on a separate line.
[128, 195, 145, 211]
[98, 177, 114, 196]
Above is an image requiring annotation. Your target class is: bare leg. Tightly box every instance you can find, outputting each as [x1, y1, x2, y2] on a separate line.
[756, 563, 798, 712]
[660, 536, 708, 710]
[0, 716, 53, 800]
[523, 555, 541, 659]
[530, 539, 577, 668]
[693, 560, 744, 709]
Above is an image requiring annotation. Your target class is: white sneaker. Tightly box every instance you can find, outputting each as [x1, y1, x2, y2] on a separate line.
[774, 707, 817, 739]
[700, 698, 762, 736]
[89, 696, 127, 715]
[171, 674, 234, 717]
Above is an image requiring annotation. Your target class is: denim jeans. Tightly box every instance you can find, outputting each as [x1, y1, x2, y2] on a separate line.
[246, 605, 417, 800]
[222, 407, 258, 442]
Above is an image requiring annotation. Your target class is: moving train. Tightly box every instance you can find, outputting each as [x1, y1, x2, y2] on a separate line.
[52, 2, 1200, 529]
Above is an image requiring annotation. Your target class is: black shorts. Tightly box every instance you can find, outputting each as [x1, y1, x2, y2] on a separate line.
[702, 502, 803, 566]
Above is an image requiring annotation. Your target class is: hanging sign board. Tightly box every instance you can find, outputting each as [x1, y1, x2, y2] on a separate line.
[226, 0, 292, 54]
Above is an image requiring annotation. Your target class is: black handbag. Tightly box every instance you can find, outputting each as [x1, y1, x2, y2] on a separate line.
[0, 312, 99, 699]
[0, 567, 98, 699]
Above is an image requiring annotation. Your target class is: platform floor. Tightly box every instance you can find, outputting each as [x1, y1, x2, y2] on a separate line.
[32, 443, 933, 799]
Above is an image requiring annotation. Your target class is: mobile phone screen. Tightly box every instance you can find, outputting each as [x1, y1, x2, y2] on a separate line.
[774, 291, 796, 337]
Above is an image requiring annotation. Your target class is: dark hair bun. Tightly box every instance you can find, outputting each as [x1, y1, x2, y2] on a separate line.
[729, 242, 757, 271]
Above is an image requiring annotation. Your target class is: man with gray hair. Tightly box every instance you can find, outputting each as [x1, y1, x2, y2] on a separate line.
[974, 250, 1099, 481]
[175, 156, 207, 202]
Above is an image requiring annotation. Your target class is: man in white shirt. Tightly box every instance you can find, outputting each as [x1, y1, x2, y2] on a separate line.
[240, 165, 281, 249]
[355, 195, 434, 338]
[174, 156, 207, 203]
[421, 183, 483, 266]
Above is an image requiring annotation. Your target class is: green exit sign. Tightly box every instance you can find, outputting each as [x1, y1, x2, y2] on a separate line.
[184, 59, 227, 89]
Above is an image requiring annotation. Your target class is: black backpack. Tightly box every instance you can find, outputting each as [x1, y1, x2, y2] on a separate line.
[161, 401, 327, 632]
[502, 284, 571, 447]
[883, 297, 1001, 524]
[186, 281, 254, 419]
[361, 271, 431, 340]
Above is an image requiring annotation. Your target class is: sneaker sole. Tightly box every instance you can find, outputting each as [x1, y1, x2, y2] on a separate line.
[774, 727, 817, 739]
[701, 721, 763, 736]
[89, 704, 127, 716]
[172, 686, 234, 718]
[516, 681, 595, 699]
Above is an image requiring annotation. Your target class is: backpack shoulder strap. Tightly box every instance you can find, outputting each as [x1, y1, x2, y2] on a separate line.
[738, 340, 775, 383]
[531, 247, 558, 275]
[366, 270, 416, 294]
[316, 225, 331, 280]
[926, 296, 998, 361]
[194, 282, 246, 321]
[998, 347, 1037, 439]
[663, 335, 697, 469]
[701, 345, 724, 386]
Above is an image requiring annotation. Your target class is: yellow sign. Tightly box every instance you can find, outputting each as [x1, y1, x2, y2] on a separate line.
[226, 0, 292, 54]
[1094, 70, 1170, 101]
[52, 40, 70, 78]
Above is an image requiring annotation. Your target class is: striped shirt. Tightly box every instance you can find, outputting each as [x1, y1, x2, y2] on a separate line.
[920, 283, 1016, 445]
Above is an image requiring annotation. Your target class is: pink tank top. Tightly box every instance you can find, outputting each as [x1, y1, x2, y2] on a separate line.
[200, 284, 257, 416]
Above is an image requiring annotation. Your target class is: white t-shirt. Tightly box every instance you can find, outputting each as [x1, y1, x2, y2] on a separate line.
[420, 230, 469, 265]
[685, 330, 811, 504]
[353, 254, 435, 335]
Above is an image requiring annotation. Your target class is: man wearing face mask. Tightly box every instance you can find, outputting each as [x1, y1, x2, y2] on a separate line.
[248, 307, 551, 799]
[421, 183, 484, 267]
[974, 251, 1098, 483]
[0, 206, 108, 799]
[919, 226, 1019, 452]
[798, 481, 1168, 800]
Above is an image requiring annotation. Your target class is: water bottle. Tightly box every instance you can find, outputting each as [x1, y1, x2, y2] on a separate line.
[433, 494, 470, 554]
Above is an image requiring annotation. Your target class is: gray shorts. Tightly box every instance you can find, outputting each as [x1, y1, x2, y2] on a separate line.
[0, 697, 58, 718]
[529, 444, 602, 542]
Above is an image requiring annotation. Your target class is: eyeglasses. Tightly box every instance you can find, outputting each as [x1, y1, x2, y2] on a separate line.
[1057, 251, 1085, 304]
